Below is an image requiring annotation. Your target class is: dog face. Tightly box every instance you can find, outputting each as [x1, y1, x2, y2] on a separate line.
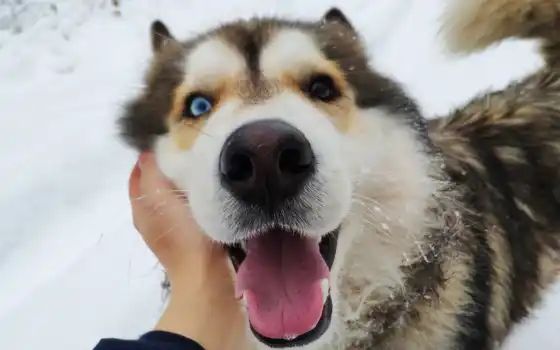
[121, 8, 438, 349]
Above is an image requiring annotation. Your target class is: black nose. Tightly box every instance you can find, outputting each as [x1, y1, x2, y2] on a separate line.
[219, 119, 316, 210]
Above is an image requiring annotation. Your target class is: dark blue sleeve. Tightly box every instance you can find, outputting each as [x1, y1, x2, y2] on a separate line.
[93, 331, 205, 350]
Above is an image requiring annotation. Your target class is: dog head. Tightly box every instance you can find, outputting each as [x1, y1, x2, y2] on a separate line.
[120, 8, 440, 349]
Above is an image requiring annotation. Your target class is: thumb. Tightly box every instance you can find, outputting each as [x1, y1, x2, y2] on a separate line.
[138, 152, 186, 206]
[128, 159, 142, 202]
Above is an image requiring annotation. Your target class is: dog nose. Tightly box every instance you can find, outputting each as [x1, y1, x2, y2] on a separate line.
[219, 119, 316, 209]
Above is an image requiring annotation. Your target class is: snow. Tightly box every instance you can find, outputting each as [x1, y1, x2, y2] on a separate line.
[0, 0, 558, 349]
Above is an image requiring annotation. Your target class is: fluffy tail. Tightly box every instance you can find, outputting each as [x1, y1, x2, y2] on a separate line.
[440, 0, 560, 66]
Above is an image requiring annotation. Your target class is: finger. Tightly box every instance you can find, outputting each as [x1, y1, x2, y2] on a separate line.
[128, 158, 142, 202]
[138, 152, 184, 205]
[129, 156, 150, 233]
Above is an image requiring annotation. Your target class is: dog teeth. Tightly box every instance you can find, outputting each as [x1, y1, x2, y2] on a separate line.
[283, 334, 297, 340]
[241, 294, 248, 307]
[321, 278, 330, 304]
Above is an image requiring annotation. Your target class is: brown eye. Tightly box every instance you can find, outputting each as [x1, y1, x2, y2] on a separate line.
[304, 74, 340, 102]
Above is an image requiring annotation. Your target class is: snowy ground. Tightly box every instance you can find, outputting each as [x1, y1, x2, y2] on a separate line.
[0, 0, 558, 349]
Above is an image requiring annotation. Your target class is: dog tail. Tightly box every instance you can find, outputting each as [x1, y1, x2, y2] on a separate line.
[440, 0, 560, 67]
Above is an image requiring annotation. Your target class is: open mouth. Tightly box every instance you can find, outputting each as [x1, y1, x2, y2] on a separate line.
[227, 226, 340, 348]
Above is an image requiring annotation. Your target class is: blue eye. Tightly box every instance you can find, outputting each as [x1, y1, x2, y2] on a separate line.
[184, 94, 214, 119]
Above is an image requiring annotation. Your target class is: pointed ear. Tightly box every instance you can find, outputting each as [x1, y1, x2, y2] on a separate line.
[322, 7, 354, 30]
[150, 20, 175, 53]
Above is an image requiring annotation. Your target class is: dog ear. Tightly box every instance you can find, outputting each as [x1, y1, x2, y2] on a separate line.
[322, 7, 354, 30]
[150, 20, 175, 53]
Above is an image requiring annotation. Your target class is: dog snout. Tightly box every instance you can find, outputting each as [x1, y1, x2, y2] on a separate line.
[219, 119, 316, 210]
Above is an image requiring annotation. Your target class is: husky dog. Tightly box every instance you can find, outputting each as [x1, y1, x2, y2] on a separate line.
[119, 1, 560, 349]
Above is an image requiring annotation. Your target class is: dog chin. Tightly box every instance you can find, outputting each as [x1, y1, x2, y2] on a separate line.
[250, 318, 340, 350]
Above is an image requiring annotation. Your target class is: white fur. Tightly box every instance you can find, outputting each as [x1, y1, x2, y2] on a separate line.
[260, 29, 327, 77]
[184, 37, 246, 87]
[156, 91, 352, 242]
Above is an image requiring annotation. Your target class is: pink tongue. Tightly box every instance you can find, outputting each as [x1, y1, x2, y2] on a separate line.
[236, 233, 329, 339]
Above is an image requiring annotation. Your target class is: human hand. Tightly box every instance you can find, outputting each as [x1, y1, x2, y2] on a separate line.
[128, 152, 225, 287]
[128, 152, 247, 350]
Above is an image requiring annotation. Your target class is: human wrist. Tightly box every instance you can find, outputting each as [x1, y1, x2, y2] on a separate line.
[154, 296, 209, 348]
[155, 276, 244, 350]
[166, 252, 234, 297]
